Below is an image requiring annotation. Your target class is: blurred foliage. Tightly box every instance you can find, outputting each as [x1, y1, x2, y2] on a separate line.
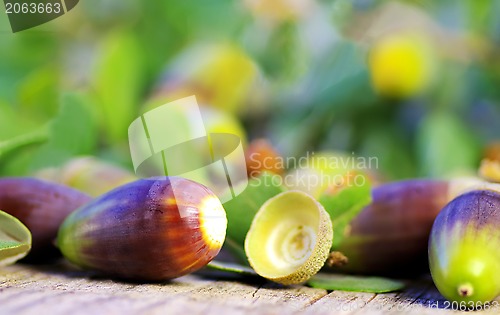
[0, 0, 499, 180]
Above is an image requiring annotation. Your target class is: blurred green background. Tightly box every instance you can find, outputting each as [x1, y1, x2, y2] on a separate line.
[0, 0, 499, 181]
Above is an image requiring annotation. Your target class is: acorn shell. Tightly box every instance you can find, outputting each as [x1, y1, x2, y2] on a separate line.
[0, 177, 91, 261]
[57, 177, 227, 281]
[429, 190, 500, 305]
[245, 190, 333, 285]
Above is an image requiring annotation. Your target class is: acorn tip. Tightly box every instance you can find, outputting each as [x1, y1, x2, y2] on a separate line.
[457, 283, 474, 298]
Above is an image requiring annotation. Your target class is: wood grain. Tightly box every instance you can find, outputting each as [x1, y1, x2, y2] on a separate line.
[0, 263, 499, 315]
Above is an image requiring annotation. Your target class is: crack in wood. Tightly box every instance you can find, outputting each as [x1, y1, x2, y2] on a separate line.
[251, 284, 262, 300]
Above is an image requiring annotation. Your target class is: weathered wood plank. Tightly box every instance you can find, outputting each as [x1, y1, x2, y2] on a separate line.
[302, 277, 500, 315]
[1, 263, 500, 315]
[300, 290, 376, 315]
[0, 263, 326, 315]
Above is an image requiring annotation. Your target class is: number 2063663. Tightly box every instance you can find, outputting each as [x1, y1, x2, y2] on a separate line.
[5, 2, 62, 14]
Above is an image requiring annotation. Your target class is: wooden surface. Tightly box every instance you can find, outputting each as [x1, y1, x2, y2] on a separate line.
[0, 262, 499, 315]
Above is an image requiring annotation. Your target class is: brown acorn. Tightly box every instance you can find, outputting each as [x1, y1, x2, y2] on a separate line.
[331, 178, 500, 276]
[332, 179, 450, 275]
[57, 177, 227, 281]
[0, 177, 92, 261]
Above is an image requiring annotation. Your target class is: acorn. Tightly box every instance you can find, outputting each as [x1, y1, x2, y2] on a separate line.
[429, 190, 500, 306]
[329, 178, 500, 276]
[332, 179, 449, 275]
[0, 177, 91, 261]
[57, 177, 227, 281]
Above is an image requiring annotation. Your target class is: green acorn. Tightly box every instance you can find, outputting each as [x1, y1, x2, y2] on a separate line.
[429, 190, 500, 306]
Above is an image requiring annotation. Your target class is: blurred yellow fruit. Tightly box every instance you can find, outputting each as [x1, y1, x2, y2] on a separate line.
[196, 45, 258, 114]
[369, 33, 436, 98]
[35, 157, 137, 197]
[200, 107, 247, 145]
[155, 43, 260, 115]
[143, 97, 247, 145]
[479, 159, 500, 183]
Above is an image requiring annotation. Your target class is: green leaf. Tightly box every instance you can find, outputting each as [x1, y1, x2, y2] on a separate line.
[0, 101, 45, 141]
[257, 22, 304, 81]
[222, 172, 285, 263]
[206, 261, 258, 277]
[318, 174, 372, 249]
[17, 65, 60, 120]
[308, 273, 405, 293]
[0, 127, 48, 161]
[222, 237, 249, 266]
[223, 173, 285, 249]
[359, 123, 417, 180]
[50, 93, 97, 154]
[0, 210, 32, 266]
[0, 147, 40, 176]
[92, 31, 143, 142]
[417, 112, 480, 178]
[30, 92, 97, 170]
[464, 0, 493, 36]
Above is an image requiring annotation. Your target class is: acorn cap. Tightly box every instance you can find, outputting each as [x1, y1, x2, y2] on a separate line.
[245, 190, 333, 285]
